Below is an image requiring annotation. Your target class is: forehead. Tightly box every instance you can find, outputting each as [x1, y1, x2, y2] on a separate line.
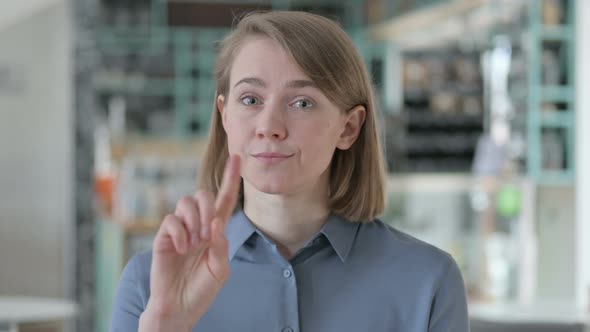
[229, 36, 312, 86]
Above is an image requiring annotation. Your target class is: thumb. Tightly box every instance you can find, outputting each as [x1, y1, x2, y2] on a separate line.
[207, 217, 230, 283]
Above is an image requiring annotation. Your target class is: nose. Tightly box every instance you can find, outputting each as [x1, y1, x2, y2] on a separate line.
[255, 105, 287, 141]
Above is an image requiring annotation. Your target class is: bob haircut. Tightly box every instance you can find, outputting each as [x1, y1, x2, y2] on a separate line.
[199, 10, 386, 222]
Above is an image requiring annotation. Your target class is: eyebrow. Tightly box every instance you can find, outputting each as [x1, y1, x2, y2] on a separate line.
[234, 77, 265, 88]
[233, 77, 317, 90]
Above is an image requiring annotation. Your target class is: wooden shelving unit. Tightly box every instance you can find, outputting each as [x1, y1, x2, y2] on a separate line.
[526, 0, 576, 185]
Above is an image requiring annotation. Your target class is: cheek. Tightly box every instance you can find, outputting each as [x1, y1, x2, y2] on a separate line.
[298, 119, 342, 160]
[224, 117, 249, 153]
[315, 118, 342, 145]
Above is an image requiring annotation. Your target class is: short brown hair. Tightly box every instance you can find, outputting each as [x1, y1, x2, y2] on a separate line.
[199, 11, 386, 222]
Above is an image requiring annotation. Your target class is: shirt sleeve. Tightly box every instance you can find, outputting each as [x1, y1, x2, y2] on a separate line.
[109, 253, 148, 332]
[428, 257, 470, 332]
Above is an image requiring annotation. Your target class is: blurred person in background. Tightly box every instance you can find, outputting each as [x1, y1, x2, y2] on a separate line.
[110, 10, 469, 332]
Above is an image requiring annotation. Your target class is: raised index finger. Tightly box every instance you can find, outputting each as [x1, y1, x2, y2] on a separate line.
[215, 154, 241, 224]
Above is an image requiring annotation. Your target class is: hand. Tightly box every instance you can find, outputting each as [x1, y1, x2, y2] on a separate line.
[140, 155, 241, 331]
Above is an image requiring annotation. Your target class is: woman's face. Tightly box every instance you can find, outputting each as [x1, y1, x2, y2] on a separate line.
[218, 36, 364, 196]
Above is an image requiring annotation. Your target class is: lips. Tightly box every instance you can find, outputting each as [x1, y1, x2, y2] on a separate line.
[252, 152, 294, 164]
[253, 152, 292, 158]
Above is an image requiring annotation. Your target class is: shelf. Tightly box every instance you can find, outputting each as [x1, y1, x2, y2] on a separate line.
[369, 0, 486, 43]
[540, 86, 574, 103]
[405, 132, 478, 152]
[97, 28, 169, 54]
[406, 111, 483, 129]
[120, 220, 161, 234]
[387, 173, 508, 193]
[99, 217, 161, 234]
[539, 26, 574, 41]
[534, 170, 575, 186]
[110, 136, 208, 161]
[401, 158, 474, 173]
[404, 84, 482, 97]
[540, 111, 573, 128]
[93, 73, 175, 96]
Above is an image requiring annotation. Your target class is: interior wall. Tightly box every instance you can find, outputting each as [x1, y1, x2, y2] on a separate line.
[575, 0, 590, 309]
[0, 0, 62, 31]
[0, 0, 72, 298]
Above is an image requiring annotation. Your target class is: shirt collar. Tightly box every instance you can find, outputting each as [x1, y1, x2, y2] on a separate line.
[226, 208, 257, 261]
[320, 213, 360, 262]
[225, 208, 361, 262]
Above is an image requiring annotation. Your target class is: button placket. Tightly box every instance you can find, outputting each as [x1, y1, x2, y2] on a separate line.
[279, 265, 298, 332]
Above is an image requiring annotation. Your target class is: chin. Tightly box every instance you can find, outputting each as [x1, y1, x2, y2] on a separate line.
[244, 172, 294, 195]
[252, 180, 291, 195]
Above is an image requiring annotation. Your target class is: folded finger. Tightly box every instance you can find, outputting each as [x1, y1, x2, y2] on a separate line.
[161, 214, 190, 254]
[194, 190, 215, 240]
[175, 196, 201, 247]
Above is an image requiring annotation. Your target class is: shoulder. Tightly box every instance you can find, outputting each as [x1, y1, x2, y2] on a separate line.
[111, 249, 154, 325]
[347, 218, 468, 322]
[120, 249, 153, 286]
[349, 219, 467, 306]
[354, 219, 459, 279]
[130, 249, 153, 269]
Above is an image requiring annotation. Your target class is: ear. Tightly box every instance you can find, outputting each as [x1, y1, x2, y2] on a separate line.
[336, 105, 366, 150]
[217, 94, 227, 131]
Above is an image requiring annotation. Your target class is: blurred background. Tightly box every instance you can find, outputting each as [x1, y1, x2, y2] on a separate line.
[0, 0, 589, 331]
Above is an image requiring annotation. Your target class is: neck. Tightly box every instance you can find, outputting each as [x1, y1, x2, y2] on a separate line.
[242, 176, 331, 260]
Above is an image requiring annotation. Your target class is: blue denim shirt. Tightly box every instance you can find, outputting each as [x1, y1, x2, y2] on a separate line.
[110, 208, 469, 332]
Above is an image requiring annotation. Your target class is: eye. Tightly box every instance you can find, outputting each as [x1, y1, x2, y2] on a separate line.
[292, 98, 314, 109]
[241, 96, 260, 106]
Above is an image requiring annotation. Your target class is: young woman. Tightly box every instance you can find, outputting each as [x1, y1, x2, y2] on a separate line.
[111, 11, 469, 332]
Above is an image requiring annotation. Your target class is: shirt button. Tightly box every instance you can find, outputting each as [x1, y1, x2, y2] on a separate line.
[282, 328, 294, 332]
[282, 269, 292, 278]
[313, 237, 322, 245]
